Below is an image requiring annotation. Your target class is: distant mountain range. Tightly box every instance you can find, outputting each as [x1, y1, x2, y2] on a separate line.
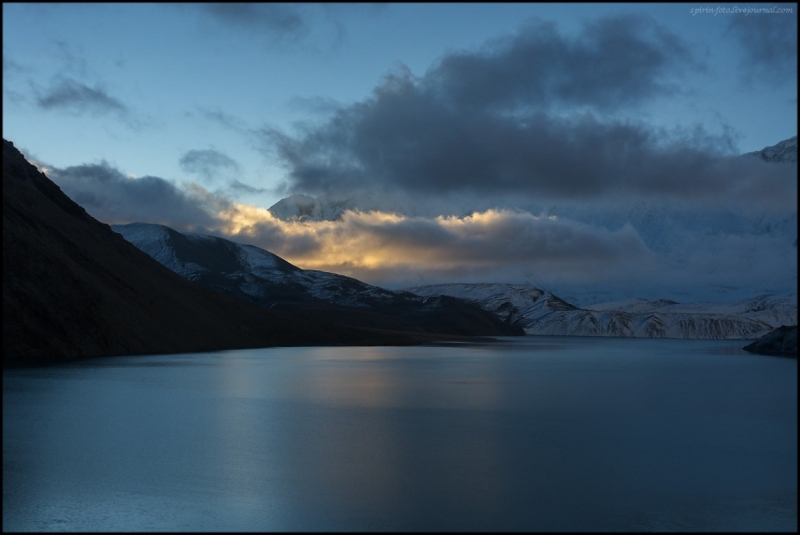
[111, 225, 795, 341]
[404, 283, 796, 340]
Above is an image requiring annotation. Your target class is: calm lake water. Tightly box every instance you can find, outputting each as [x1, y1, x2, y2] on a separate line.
[3, 337, 797, 532]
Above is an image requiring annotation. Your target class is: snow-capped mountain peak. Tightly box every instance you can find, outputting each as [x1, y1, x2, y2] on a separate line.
[745, 135, 797, 164]
[268, 193, 359, 222]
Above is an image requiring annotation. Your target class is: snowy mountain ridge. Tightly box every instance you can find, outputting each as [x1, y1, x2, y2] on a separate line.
[111, 223, 521, 336]
[113, 222, 403, 306]
[111, 226, 795, 340]
[745, 135, 797, 163]
[405, 283, 796, 340]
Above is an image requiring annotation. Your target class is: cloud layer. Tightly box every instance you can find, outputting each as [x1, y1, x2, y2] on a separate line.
[428, 14, 700, 113]
[189, 3, 382, 50]
[202, 3, 305, 36]
[15, 8, 795, 301]
[265, 14, 794, 213]
[39, 156, 796, 297]
[40, 158, 655, 286]
[44, 161, 225, 231]
[219, 207, 656, 285]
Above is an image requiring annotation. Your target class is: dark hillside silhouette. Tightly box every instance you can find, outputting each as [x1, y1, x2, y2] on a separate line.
[3, 139, 423, 367]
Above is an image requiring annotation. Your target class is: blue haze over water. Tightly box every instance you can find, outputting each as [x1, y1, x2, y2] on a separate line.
[3, 337, 797, 531]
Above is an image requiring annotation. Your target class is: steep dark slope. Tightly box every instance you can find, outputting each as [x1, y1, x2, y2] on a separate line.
[2, 139, 418, 367]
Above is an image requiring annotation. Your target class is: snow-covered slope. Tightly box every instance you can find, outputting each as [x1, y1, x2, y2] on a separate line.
[113, 222, 404, 307]
[745, 135, 797, 163]
[405, 283, 797, 340]
[587, 295, 797, 328]
[111, 223, 522, 336]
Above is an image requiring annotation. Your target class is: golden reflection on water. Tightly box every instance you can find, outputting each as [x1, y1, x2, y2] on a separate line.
[272, 347, 506, 525]
[207, 347, 508, 525]
[285, 347, 509, 411]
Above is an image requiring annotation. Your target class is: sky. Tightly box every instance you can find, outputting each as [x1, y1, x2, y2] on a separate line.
[3, 3, 798, 302]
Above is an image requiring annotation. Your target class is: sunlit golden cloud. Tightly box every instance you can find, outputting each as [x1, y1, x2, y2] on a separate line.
[43, 158, 795, 293]
[212, 203, 656, 287]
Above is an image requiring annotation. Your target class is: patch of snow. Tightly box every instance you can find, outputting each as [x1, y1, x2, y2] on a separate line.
[112, 222, 181, 272]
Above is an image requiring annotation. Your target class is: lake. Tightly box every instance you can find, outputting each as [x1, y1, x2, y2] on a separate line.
[3, 336, 797, 531]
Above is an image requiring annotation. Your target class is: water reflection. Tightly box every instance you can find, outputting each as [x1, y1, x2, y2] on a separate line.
[310, 361, 504, 411]
[3, 338, 797, 531]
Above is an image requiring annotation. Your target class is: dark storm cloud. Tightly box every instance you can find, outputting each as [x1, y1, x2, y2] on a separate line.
[264, 14, 794, 209]
[727, 7, 798, 85]
[179, 149, 241, 182]
[190, 3, 384, 50]
[36, 76, 127, 116]
[45, 161, 224, 230]
[269, 76, 795, 209]
[202, 3, 305, 34]
[428, 15, 701, 113]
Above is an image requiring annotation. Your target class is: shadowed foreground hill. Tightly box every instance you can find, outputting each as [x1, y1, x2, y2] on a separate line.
[3, 139, 422, 367]
[743, 325, 798, 358]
